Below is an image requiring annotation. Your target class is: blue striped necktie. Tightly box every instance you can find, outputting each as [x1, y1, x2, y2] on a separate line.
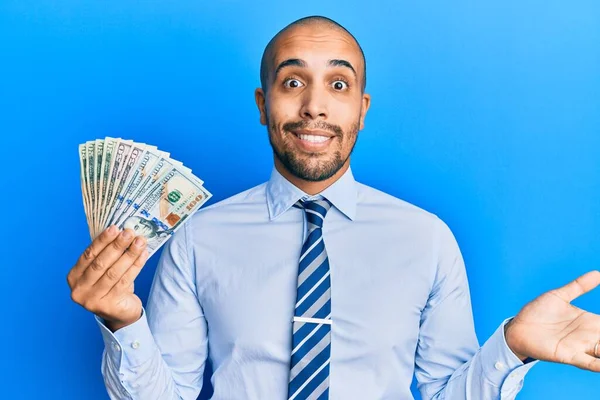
[288, 198, 333, 400]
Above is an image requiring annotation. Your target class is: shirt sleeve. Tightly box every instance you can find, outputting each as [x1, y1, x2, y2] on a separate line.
[414, 218, 538, 400]
[95, 221, 208, 400]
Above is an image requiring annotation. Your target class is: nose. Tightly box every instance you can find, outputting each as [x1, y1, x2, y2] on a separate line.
[299, 85, 328, 120]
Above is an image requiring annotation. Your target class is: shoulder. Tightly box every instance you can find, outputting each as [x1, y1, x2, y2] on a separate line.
[203, 182, 267, 210]
[356, 181, 440, 223]
[186, 181, 268, 225]
[354, 180, 456, 246]
[165, 182, 268, 253]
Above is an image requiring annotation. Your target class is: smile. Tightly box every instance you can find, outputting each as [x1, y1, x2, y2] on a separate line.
[290, 130, 336, 151]
[297, 134, 330, 143]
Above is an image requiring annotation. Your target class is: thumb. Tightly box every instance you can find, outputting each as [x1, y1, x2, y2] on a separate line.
[553, 270, 600, 303]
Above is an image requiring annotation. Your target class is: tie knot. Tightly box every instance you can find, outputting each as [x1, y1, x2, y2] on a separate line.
[296, 198, 332, 229]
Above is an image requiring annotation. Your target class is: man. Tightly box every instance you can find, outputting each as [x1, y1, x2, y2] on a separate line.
[67, 15, 600, 400]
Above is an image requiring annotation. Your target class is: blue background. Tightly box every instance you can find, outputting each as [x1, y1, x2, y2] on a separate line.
[1, 1, 599, 398]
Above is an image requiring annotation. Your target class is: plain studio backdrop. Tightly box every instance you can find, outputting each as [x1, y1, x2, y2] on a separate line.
[0, 1, 598, 399]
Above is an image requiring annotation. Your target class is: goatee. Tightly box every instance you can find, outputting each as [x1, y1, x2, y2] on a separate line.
[267, 118, 359, 182]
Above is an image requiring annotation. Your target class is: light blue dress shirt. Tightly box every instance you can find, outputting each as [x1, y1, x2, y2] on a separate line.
[96, 166, 537, 399]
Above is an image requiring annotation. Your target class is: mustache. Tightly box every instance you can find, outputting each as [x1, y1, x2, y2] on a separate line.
[282, 120, 343, 137]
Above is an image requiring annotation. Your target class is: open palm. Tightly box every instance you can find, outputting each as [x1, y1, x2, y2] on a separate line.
[505, 270, 600, 372]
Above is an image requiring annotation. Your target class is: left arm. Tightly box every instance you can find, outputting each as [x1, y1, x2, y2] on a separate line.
[415, 218, 600, 400]
[414, 218, 536, 400]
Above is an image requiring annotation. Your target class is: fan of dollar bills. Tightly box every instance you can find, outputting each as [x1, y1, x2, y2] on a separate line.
[78, 138, 212, 257]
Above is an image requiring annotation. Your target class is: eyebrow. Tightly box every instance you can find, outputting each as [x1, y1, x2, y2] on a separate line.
[274, 58, 357, 79]
[274, 58, 306, 77]
[328, 59, 357, 78]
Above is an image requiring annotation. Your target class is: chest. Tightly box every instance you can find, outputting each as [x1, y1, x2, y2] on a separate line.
[194, 217, 435, 361]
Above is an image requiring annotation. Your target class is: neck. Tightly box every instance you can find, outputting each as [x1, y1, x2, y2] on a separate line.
[274, 158, 350, 195]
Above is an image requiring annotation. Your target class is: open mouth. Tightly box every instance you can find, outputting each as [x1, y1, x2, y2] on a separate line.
[290, 130, 336, 150]
[294, 133, 331, 143]
[292, 130, 335, 152]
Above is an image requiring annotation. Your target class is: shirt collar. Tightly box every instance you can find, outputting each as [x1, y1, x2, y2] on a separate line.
[266, 166, 358, 221]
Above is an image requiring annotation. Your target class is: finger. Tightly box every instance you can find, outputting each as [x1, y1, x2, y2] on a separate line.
[104, 247, 149, 298]
[68, 226, 120, 284]
[78, 228, 137, 287]
[554, 270, 600, 303]
[570, 352, 600, 373]
[92, 236, 147, 296]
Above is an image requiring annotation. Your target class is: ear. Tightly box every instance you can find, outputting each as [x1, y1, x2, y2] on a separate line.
[359, 93, 371, 130]
[255, 88, 267, 126]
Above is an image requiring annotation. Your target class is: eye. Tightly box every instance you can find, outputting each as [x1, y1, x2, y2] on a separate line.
[332, 80, 348, 91]
[283, 78, 304, 89]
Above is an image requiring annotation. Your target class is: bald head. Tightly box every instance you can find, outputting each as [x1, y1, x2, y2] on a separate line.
[260, 16, 367, 93]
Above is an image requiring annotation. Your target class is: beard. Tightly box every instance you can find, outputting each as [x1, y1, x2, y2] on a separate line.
[267, 116, 360, 182]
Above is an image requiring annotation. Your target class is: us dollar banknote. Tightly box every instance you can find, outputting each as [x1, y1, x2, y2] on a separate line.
[78, 139, 212, 255]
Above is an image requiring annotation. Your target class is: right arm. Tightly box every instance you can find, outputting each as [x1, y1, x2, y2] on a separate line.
[67, 224, 208, 400]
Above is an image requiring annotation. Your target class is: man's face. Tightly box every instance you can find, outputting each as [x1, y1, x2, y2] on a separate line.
[256, 25, 370, 182]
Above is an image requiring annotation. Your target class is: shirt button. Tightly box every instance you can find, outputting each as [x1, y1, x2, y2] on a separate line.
[131, 340, 140, 349]
[495, 361, 506, 371]
[113, 343, 121, 352]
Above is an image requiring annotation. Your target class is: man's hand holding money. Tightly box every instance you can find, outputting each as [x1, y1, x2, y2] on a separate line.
[67, 226, 148, 332]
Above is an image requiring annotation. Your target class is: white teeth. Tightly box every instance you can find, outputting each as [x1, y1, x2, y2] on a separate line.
[298, 134, 330, 143]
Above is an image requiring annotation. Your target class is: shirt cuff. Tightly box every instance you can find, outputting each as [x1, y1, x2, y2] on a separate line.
[479, 317, 539, 396]
[95, 308, 158, 371]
